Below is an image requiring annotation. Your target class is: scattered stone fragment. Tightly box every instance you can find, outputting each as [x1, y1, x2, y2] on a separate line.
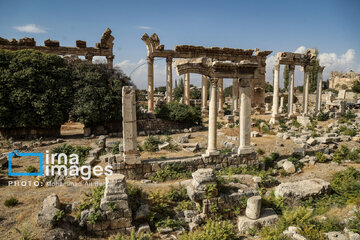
[238, 208, 278, 234]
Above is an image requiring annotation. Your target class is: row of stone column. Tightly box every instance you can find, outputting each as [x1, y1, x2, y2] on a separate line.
[205, 78, 251, 156]
[270, 64, 324, 124]
[147, 57, 239, 115]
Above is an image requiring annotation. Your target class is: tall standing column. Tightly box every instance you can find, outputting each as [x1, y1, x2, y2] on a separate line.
[166, 57, 173, 103]
[315, 66, 325, 115]
[288, 65, 295, 117]
[122, 86, 140, 164]
[238, 79, 252, 155]
[270, 64, 280, 124]
[205, 78, 219, 156]
[147, 56, 154, 113]
[233, 78, 239, 115]
[201, 75, 208, 115]
[303, 65, 311, 115]
[184, 73, 190, 105]
[218, 78, 224, 116]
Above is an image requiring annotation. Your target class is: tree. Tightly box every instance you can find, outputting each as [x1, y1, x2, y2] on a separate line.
[0, 49, 73, 128]
[155, 86, 166, 94]
[352, 80, 360, 93]
[283, 65, 290, 92]
[173, 78, 184, 100]
[265, 82, 273, 93]
[223, 85, 233, 97]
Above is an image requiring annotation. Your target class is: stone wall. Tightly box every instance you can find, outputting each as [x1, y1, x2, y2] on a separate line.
[109, 152, 258, 180]
[0, 127, 60, 139]
[329, 70, 360, 90]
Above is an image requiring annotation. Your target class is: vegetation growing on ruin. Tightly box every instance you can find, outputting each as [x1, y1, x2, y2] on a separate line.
[149, 163, 192, 182]
[179, 220, 237, 240]
[76, 185, 105, 220]
[51, 144, 92, 166]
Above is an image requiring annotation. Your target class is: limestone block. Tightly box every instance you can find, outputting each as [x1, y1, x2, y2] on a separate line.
[283, 161, 296, 174]
[238, 208, 278, 234]
[325, 232, 348, 240]
[245, 196, 262, 219]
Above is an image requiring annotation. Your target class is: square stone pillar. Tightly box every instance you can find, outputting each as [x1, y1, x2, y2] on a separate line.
[270, 64, 280, 124]
[315, 66, 325, 115]
[184, 73, 190, 105]
[238, 79, 252, 155]
[166, 57, 173, 103]
[147, 57, 154, 113]
[288, 65, 295, 117]
[201, 75, 208, 116]
[205, 78, 219, 156]
[232, 78, 239, 115]
[218, 78, 224, 116]
[122, 86, 140, 164]
[302, 65, 311, 115]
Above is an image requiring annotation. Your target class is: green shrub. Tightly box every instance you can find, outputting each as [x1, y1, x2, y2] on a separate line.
[25, 166, 38, 173]
[76, 185, 105, 219]
[179, 220, 237, 240]
[292, 119, 301, 128]
[315, 152, 327, 163]
[51, 144, 92, 166]
[54, 210, 65, 222]
[288, 157, 304, 170]
[111, 141, 121, 154]
[149, 163, 192, 182]
[257, 148, 265, 155]
[4, 196, 19, 207]
[141, 136, 163, 152]
[155, 216, 185, 230]
[127, 184, 146, 214]
[317, 111, 329, 121]
[346, 210, 360, 234]
[155, 102, 201, 124]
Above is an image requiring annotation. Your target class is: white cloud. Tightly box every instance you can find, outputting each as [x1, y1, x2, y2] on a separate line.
[13, 24, 46, 33]
[295, 46, 306, 54]
[136, 26, 153, 30]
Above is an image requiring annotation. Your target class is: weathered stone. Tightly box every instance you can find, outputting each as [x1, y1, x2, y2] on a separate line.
[158, 142, 170, 150]
[44, 228, 78, 240]
[178, 136, 189, 143]
[134, 204, 150, 220]
[238, 208, 278, 234]
[137, 223, 151, 235]
[283, 161, 296, 174]
[325, 232, 348, 240]
[275, 178, 331, 200]
[245, 196, 262, 219]
[36, 194, 61, 229]
[306, 138, 317, 146]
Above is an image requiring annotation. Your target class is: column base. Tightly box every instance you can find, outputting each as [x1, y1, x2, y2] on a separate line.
[232, 109, 239, 116]
[123, 154, 141, 164]
[202, 149, 220, 157]
[287, 113, 297, 119]
[201, 108, 209, 116]
[237, 147, 253, 155]
[269, 114, 280, 124]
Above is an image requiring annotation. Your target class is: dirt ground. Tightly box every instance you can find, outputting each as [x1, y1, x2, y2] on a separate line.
[0, 114, 359, 240]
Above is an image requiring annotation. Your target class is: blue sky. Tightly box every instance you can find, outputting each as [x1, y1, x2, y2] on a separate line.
[1, 0, 360, 89]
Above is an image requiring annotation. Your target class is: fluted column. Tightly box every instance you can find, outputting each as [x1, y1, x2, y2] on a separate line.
[238, 79, 252, 155]
[147, 56, 154, 113]
[270, 64, 280, 124]
[206, 78, 219, 156]
[233, 78, 239, 115]
[315, 66, 325, 115]
[201, 75, 208, 115]
[218, 78, 224, 116]
[184, 73, 190, 105]
[303, 65, 311, 115]
[166, 57, 173, 103]
[288, 65, 295, 117]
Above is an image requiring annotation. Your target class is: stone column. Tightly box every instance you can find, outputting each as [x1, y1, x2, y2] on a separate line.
[85, 55, 93, 62]
[315, 66, 325, 115]
[205, 78, 219, 156]
[238, 79, 252, 155]
[279, 96, 284, 113]
[122, 86, 140, 164]
[166, 57, 173, 103]
[303, 65, 311, 115]
[184, 73, 190, 105]
[232, 78, 239, 115]
[201, 75, 208, 115]
[106, 55, 114, 70]
[270, 64, 280, 124]
[218, 78, 224, 116]
[288, 65, 295, 117]
[147, 57, 154, 113]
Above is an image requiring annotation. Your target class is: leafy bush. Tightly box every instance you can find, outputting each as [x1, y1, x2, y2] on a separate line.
[155, 102, 201, 124]
[179, 220, 237, 240]
[54, 210, 65, 222]
[155, 216, 185, 230]
[262, 152, 280, 170]
[317, 111, 329, 121]
[76, 185, 105, 219]
[25, 166, 38, 173]
[0, 49, 73, 128]
[257, 148, 265, 155]
[4, 196, 19, 207]
[315, 152, 327, 163]
[111, 141, 121, 154]
[141, 136, 163, 152]
[149, 163, 192, 182]
[127, 184, 146, 214]
[51, 144, 92, 166]
[346, 210, 360, 234]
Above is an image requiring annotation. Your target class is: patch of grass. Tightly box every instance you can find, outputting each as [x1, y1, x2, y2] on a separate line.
[346, 210, 360, 234]
[179, 220, 237, 240]
[4, 196, 19, 207]
[15, 223, 36, 240]
[155, 216, 185, 230]
[316, 152, 328, 163]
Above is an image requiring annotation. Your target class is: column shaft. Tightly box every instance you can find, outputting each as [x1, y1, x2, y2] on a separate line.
[270, 64, 280, 124]
[166, 57, 173, 103]
[238, 80, 252, 155]
[315, 66, 325, 114]
[233, 78, 239, 114]
[184, 73, 190, 105]
[303, 66, 310, 115]
[206, 78, 219, 155]
[147, 57, 154, 113]
[218, 78, 224, 115]
[201, 75, 208, 115]
[288, 65, 295, 116]
[106, 55, 114, 70]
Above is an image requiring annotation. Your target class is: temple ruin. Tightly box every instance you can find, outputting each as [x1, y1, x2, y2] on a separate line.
[329, 70, 360, 90]
[0, 28, 115, 69]
[270, 49, 325, 124]
[141, 33, 272, 114]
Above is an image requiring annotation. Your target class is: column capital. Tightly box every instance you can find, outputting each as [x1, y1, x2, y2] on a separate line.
[273, 63, 280, 71]
[288, 64, 295, 71]
[209, 78, 218, 86]
[106, 55, 114, 60]
[239, 78, 250, 88]
[166, 56, 172, 64]
[302, 65, 312, 72]
[147, 56, 154, 63]
[318, 66, 325, 73]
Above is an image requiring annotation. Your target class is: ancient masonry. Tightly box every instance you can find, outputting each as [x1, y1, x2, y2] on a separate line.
[329, 70, 360, 90]
[270, 49, 325, 123]
[0, 28, 115, 69]
[141, 33, 271, 114]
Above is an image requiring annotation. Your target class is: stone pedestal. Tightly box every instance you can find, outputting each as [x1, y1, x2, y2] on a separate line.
[205, 78, 219, 156]
[122, 86, 140, 164]
[238, 80, 252, 155]
[218, 78, 224, 116]
[270, 64, 280, 124]
[184, 73, 190, 105]
[288, 65, 295, 117]
[233, 78, 239, 115]
[201, 75, 208, 116]
[166, 57, 173, 103]
[245, 196, 262, 220]
[147, 57, 154, 113]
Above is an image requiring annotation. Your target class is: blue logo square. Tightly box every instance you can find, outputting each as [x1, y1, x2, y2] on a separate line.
[8, 150, 43, 176]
